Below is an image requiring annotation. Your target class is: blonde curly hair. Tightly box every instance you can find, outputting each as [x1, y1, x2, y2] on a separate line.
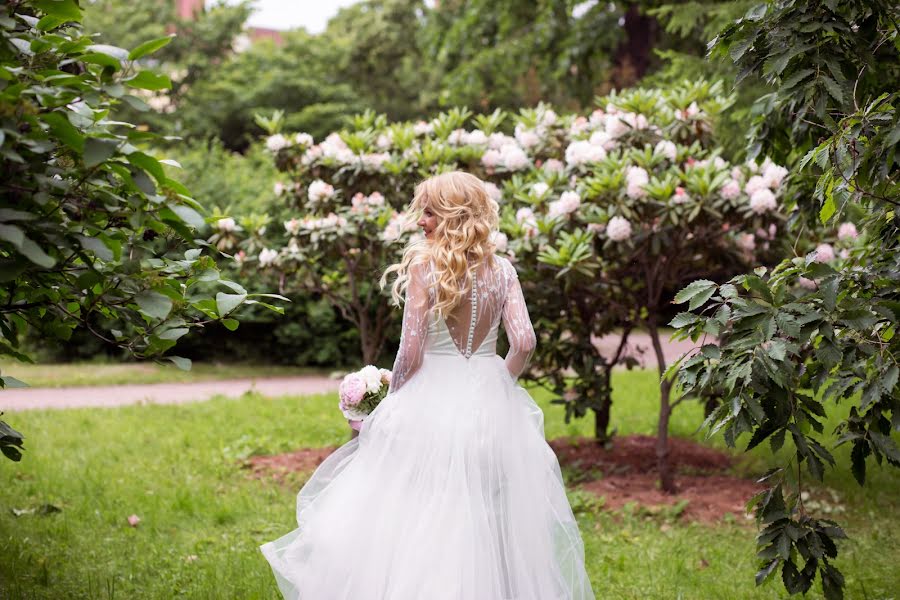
[381, 171, 500, 317]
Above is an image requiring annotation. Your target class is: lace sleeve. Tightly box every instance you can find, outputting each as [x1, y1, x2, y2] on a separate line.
[501, 260, 537, 378]
[388, 263, 431, 393]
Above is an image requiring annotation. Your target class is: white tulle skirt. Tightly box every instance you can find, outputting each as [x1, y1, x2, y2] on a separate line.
[260, 353, 595, 600]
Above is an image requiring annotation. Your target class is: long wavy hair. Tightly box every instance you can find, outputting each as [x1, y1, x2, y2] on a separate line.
[381, 171, 500, 318]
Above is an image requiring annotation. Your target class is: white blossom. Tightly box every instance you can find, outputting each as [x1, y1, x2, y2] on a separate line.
[744, 175, 768, 196]
[749, 188, 777, 214]
[216, 217, 236, 232]
[294, 132, 314, 147]
[531, 182, 550, 197]
[265, 134, 289, 153]
[483, 182, 502, 202]
[413, 121, 433, 136]
[308, 180, 335, 203]
[761, 162, 789, 188]
[499, 144, 530, 171]
[514, 125, 541, 149]
[359, 365, 383, 393]
[481, 149, 501, 168]
[548, 191, 581, 218]
[606, 216, 632, 241]
[284, 218, 301, 236]
[654, 140, 677, 161]
[565, 140, 606, 166]
[464, 129, 488, 146]
[258, 248, 279, 267]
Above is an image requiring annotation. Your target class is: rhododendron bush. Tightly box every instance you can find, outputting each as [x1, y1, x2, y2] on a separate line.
[236, 83, 844, 480]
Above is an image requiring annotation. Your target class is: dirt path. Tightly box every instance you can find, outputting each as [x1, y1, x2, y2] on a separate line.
[1, 376, 339, 411]
[1, 332, 701, 411]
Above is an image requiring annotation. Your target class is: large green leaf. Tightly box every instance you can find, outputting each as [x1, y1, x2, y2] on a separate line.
[124, 71, 172, 91]
[33, 0, 82, 22]
[83, 138, 119, 167]
[134, 290, 173, 320]
[127, 35, 175, 61]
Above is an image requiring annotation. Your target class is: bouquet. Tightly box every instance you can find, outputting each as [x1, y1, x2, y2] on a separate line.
[339, 365, 392, 431]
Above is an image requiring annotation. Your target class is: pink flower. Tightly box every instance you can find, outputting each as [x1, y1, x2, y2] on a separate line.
[837, 222, 858, 240]
[127, 514, 141, 527]
[798, 276, 817, 290]
[481, 149, 501, 168]
[672, 187, 690, 204]
[543, 159, 565, 173]
[737, 233, 756, 252]
[339, 374, 367, 409]
[813, 243, 835, 263]
[720, 179, 741, 199]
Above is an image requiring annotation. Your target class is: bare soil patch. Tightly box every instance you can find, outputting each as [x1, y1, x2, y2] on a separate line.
[247, 434, 764, 525]
[549, 434, 765, 524]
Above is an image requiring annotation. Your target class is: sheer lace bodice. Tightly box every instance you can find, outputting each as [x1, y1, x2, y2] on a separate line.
[389, 255, 536, 393]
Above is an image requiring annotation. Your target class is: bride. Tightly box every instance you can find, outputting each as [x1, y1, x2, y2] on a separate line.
[260, 171, 595, 599]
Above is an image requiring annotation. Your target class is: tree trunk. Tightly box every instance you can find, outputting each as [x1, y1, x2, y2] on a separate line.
[611, 4, 658, 89]
[648, 321, 677, 494]
[594, 370, 613, 442]
[594, 401, 611, 442]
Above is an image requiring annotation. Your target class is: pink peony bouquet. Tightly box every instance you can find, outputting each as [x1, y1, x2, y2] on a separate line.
[339, 365, 392, 431]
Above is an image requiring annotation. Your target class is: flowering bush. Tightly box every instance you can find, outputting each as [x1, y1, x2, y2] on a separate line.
[239, 84, 815, 479]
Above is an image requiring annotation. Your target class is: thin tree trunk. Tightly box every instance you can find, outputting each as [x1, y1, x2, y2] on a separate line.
[648, 321, 677, 493]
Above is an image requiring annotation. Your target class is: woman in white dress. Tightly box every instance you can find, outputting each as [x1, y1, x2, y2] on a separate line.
[260, 171, 595, 599]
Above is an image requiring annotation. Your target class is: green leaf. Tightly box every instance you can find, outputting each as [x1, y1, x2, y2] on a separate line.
[0, 223, 25, 247]
[821, 75, 844, 104]
[18, 237, 55, 268]
[127, 35, 175, 61]
[215, 292, 246, 317]
[33, 0, 82, 22]
[221, 318, 239, 331]
[673, 279, 716, 305]
[41, 112, 85, 152]
[84, 138, 119, 167]
[756, 559, 779, 586]
[168, 204, 205, 229]
[76, 235, 113, 261]
[166, 356, 192, 371]
[127, 152, 166, 185]
[124, 71, 172, 91]
[158, 327, 189, 341]
[819, 195, 835, 224]
[134, 290, 172, 320]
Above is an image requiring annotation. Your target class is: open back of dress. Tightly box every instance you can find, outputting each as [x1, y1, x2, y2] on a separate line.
[388, 254, 537, 392]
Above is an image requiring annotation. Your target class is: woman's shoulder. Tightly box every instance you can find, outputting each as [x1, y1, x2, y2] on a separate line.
[489, 253, 518, 280]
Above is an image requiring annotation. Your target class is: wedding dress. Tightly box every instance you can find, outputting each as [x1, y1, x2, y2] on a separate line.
[260, 255, 595, 599]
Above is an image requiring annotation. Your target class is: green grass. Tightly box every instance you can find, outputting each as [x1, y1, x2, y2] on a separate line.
[0, 361, 323, 388]
[1, 370, 897, 599]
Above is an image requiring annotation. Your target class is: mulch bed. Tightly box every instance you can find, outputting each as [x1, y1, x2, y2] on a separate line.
[246, 434, 765, 525]
[548, 434, 765, 524]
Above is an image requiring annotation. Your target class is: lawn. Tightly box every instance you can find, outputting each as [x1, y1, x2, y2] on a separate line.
[0, 370, 897, 599]
[0, 360, 322, 388]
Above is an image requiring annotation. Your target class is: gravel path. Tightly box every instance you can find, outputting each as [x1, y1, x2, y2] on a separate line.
[1, 333, 701, 411]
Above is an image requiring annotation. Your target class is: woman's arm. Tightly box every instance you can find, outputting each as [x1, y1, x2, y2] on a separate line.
[387, 263, 430, 393]
[501, 261, 537, 378]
